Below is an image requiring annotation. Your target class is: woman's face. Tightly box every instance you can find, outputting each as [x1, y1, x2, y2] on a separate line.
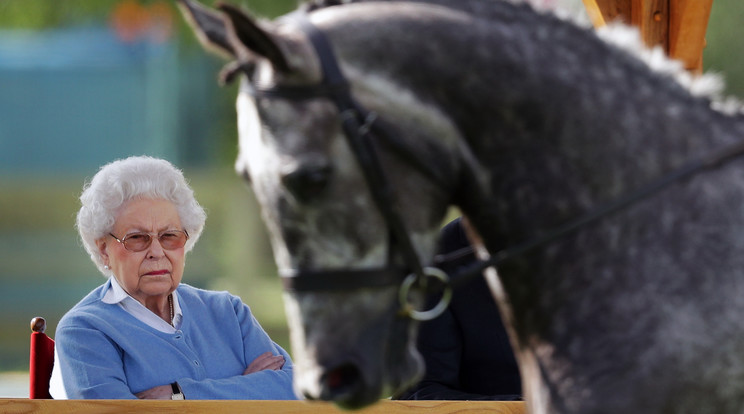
[97, 198, 186, 305]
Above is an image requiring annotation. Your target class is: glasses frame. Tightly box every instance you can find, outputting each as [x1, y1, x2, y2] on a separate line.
[108, 229, 190, 252]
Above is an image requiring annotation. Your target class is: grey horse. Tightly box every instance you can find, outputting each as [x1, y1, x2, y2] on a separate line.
[179, 0, 744, 412]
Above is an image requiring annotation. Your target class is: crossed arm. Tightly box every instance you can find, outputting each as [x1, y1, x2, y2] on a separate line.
[134, 351, 287, 399]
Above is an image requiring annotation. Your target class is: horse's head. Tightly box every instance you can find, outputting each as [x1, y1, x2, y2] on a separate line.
[179, 0, 461, 407]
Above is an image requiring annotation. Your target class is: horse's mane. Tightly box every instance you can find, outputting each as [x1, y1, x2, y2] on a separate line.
[594, 23, 742, 115]
[300, 0, 742, 116]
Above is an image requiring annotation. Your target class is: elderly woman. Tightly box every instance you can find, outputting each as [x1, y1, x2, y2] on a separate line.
[49, 156, 297, 400]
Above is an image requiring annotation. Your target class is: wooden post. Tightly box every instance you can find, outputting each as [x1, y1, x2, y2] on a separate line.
[668, 0, 713, 72]
[581, 0, 713, 73]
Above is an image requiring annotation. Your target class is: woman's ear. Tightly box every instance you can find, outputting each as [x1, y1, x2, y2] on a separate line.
[96, 238, 109, 265]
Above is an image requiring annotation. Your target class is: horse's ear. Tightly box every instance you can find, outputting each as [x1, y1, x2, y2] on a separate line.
[176, 0, 236, 59]
[177, 0, 290, 74]
[216, 3, 290, 73]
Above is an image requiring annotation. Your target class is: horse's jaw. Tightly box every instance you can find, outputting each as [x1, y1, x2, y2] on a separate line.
[283, 290, 424, 409]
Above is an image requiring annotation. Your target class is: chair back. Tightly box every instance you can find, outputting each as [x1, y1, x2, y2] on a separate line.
[29, 316, 55, 399]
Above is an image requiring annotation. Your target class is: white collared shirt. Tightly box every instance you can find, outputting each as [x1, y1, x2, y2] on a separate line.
[102, 276, 183, 333]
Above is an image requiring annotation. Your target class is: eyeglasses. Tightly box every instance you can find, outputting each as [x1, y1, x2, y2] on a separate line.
[109, 230, 189, 252]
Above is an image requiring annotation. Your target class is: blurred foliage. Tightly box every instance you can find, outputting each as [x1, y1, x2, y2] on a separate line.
[0, 0, 297, 62]
[704, 0, 744, 98]
[0, 1, 115, 29]
[0, 0, 298, 167]
[0, 0, 298, 29]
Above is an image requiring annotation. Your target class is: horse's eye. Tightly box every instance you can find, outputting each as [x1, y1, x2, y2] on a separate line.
[281, 163, 333, 203]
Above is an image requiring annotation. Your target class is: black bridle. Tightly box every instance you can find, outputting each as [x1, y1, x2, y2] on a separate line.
[244, 13, 453, 320]
[243, 13, 744, 321]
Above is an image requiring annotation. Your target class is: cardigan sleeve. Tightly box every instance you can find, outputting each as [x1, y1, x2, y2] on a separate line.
[53, 322, 137, 399]
[175, 294, 298, 400]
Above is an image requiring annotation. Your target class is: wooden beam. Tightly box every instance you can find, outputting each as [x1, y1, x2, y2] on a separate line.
[632, 0, 668, 54]
[0, 399, 526, 414]
[581, 0, 713, 73]
[669, 0, 713, 72]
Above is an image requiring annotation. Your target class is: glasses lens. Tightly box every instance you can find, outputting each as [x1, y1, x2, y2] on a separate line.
[159, 231, 188, 250]
[123, 233, 152, 252]
[119, 231, 188, 252]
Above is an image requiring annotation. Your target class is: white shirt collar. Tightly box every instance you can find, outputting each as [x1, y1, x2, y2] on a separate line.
[102, 277, 182, 333]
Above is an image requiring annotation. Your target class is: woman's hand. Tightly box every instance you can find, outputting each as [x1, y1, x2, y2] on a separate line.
[135, 384, 173, 399]
[244, 351, 285, 375]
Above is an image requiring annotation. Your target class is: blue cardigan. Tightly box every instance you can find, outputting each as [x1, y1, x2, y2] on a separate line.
[53, 281, 298, 400]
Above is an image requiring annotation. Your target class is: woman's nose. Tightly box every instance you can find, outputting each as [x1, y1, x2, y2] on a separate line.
[147, 238, 165, 258]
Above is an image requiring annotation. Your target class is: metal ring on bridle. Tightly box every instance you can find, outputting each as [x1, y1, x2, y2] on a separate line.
[399, 267, 453, 321]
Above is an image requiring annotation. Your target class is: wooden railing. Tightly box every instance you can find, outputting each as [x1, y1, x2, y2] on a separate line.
[0, 399, 525, 414]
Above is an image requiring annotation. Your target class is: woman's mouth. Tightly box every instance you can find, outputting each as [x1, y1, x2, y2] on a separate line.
[144, 270, 170, 276]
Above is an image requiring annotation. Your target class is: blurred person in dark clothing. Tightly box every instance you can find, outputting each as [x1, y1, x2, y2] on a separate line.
[397, 217, 522, 400]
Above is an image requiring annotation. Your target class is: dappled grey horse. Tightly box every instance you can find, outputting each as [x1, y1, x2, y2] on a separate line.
[179, 0, 744, 412]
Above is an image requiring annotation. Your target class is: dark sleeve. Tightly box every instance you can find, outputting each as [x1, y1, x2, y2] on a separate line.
[398, 305, 512, 400]
[397, 303, 464, 399]
[437, 217, 470, 255]
[396, 217, 522, 401]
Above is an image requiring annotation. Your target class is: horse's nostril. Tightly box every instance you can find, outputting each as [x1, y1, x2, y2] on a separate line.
[321, 363, 364, 400]
[282, 164, 333, 203]
[327, 365, 357, 389]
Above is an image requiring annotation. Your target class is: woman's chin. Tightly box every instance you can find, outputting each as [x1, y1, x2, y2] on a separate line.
[139, 276, 175, 294]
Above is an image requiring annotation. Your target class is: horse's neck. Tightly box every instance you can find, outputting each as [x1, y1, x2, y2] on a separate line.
[462, 99, 744, 252]
[325, 1, 744, 244]
[355, 3, 744, 239]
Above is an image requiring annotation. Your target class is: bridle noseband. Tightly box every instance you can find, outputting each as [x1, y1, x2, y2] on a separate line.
[240, 12, 744, 321]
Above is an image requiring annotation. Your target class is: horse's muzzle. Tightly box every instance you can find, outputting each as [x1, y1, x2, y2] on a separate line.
[299, 359, 382, 409]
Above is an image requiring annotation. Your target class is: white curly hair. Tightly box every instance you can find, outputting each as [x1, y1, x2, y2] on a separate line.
[76, 156, 207, 276]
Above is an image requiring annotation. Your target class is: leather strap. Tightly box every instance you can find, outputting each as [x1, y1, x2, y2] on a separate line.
[248, 13, 430, 294]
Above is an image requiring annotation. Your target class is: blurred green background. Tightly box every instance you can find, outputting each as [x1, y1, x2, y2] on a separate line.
[0, 0, 743, 396]
[0, 0, 298, 380]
